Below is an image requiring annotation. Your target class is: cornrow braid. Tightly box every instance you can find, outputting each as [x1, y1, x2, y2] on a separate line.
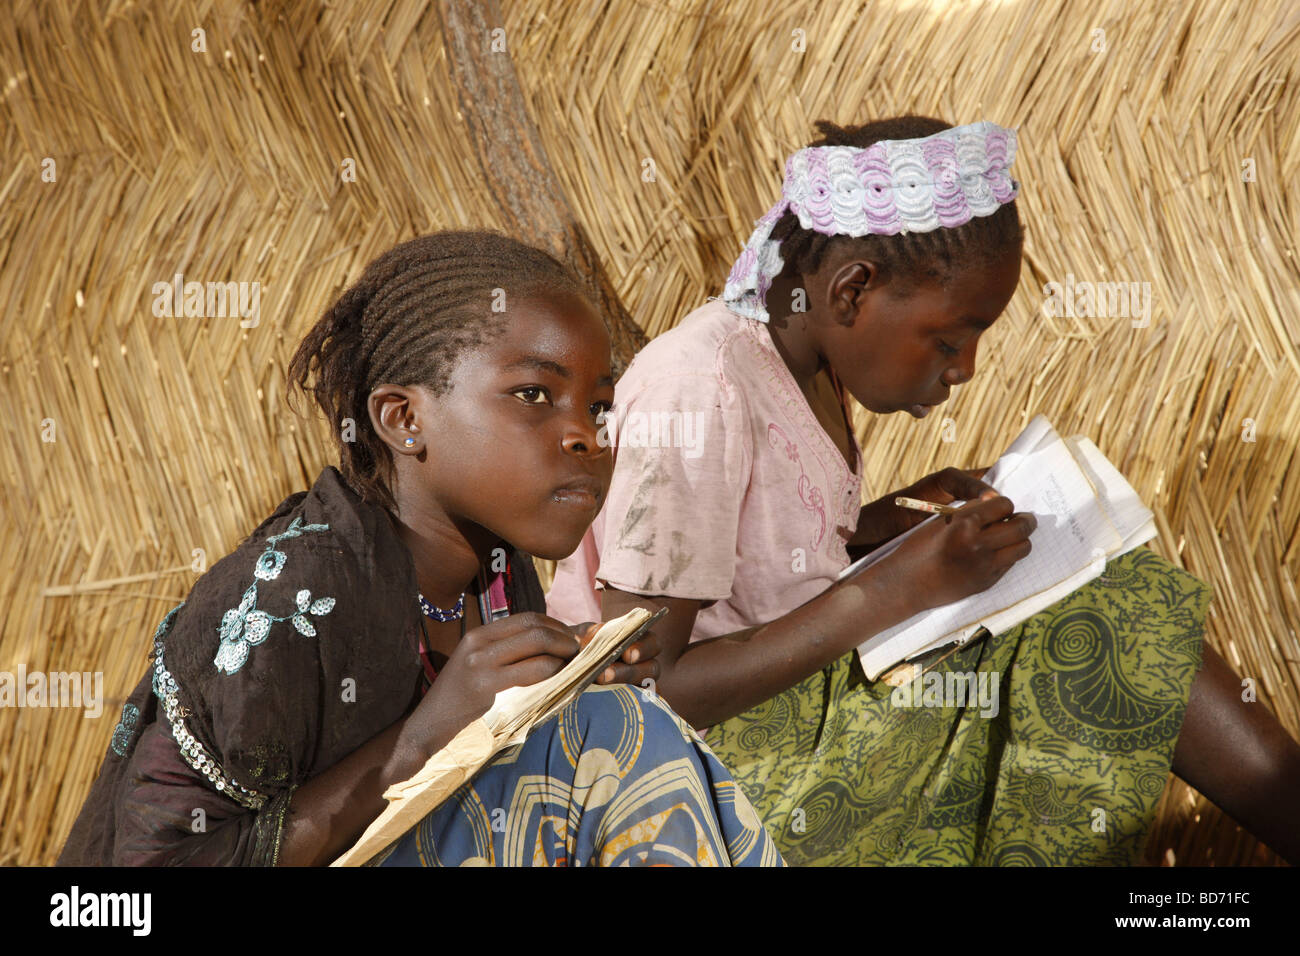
[287, 231, 591, 513]
[769, 116, 1024, 291]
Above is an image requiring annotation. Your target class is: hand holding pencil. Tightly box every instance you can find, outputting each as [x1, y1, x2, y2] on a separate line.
[887, 466, 1003, 522]
[854, 467, 1038, 612]
[894, 495, 964, 516]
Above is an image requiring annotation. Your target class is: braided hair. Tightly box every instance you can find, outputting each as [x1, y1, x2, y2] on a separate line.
[770, 116, 1024, 291]
[287, 231, 592, 513]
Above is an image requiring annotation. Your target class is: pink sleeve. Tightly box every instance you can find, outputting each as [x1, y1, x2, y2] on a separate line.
[595, 371, 750, 601]
[544, 516, 606, 626]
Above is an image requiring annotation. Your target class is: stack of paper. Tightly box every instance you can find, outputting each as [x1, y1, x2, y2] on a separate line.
[839, 415, 1156, 680]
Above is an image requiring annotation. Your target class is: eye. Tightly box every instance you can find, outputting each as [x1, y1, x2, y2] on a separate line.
[590, 400, 612, 420]
[512, 386, 551, 405]
[937, 340, 960, 357]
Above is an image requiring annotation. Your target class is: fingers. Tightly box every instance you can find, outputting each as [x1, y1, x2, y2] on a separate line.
[595, 630, 663, 685]
[571, 621, 600, 649]
[496, 653, 576, 689]
[621, 630, 660, 666]
[949, 493, 1013, 526]
[479, 616, 582, 688]
[989, 535, 1035, 568]
[939, 466, 998, 503]
[468, 614, 581, 666]
[948, 495, 1035, 551]
[978, 511, 1038, 552]
[596, 657, 661, 687]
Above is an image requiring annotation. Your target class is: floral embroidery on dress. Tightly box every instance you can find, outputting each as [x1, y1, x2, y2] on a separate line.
[743, 315, 860, 562]
[767, 422, 827, 551]
[213, 516, 336, 675]
[110, 702, 140, 757]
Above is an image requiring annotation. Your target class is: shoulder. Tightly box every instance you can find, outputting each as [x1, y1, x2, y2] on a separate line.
[150, 466, 421, 787]
[160, 466, 420, 720]
[616, 300, 766, 406]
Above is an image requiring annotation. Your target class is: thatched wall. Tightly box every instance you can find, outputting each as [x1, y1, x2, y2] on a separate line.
[1, 0, 1296, 865]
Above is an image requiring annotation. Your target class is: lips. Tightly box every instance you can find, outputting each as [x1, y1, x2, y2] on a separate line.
[551, 476, 604, 509]
[908, 395, 949, 418]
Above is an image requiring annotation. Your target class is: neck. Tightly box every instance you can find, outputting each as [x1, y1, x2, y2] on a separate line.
[384, 502, 497, 610]
[764, 269, 826, 388]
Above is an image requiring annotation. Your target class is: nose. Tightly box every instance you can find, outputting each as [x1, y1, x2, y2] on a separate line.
[561, 411, 606, 458]
[943, 344, 977, 387]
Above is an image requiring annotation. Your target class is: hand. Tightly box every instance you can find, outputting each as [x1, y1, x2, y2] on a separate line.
[852, 466, 998, 551]
[880, 488, 1038, 611]
[570, 620, 662, 689]
[400, 612, 580, 759]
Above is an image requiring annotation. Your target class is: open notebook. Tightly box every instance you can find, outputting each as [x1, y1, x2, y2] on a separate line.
[332, 606, 668, 866]
[838, 414, 1157, 680]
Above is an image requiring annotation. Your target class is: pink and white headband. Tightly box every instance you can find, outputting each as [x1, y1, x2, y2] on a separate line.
[722, 121, 1019, 322]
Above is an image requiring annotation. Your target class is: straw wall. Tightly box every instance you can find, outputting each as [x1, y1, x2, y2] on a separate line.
[1, 0, 1296, 865]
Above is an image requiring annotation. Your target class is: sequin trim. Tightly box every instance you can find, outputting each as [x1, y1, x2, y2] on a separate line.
[214, 516, 336, 675]
[152, 603, 267, 810]
[110, 702, 140, 757]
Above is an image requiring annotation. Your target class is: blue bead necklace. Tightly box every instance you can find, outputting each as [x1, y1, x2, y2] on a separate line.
[418, 591, 465, 622]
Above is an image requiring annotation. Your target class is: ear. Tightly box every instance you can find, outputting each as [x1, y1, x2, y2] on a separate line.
[825, 259, 883, 326]
[369, 384, 425, 455]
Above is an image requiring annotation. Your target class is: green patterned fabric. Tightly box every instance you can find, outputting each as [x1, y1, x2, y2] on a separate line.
[703, 547, 1213, 865]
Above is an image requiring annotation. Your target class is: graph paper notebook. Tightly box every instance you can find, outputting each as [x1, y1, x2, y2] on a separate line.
[838, 415, 1157, 680]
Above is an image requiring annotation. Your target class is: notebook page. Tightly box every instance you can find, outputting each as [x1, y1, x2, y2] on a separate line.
[979, 413, 1058, 487]
[894, 436, 1155, 662]
[852, 418, 1123, 678]
[1065, 436, 1155, 546]
[904, 442, 1159, 658]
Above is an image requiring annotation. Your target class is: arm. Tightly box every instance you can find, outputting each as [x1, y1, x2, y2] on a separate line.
[602, 559, 927, 729]
[604, 473, 1029, 729]
[121, 613, 582, 867]
[285, 610, 583, 866]
[276, 715, 428, 867]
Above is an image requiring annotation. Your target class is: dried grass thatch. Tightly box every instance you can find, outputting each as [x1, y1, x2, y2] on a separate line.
[1, 0, 1297, 865]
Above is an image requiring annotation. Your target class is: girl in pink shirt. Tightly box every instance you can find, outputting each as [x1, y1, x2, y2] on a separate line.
[548, 116, 1300, 865]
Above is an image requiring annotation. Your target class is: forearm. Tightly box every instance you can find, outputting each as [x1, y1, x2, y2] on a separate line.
[655, 564, 927, 728]
[277, 715, 429, 867]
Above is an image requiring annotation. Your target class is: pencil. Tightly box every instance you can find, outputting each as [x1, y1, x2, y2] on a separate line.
[894, 496, 960, 516]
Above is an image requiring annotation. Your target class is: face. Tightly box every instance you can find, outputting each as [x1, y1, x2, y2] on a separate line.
[382, 289, 615, 561]
[816, 246, 1022, 418]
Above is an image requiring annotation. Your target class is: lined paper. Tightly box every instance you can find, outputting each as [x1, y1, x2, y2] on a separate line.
[839, 415, 1154, 679]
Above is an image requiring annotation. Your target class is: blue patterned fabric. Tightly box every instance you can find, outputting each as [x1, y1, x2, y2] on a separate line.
[371, 684, 784, 867]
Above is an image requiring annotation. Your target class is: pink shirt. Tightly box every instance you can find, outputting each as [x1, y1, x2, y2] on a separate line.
[546, 299, 863, 642]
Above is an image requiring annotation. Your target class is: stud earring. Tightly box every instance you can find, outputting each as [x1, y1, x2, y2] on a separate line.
[404, 437, 416, 447]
